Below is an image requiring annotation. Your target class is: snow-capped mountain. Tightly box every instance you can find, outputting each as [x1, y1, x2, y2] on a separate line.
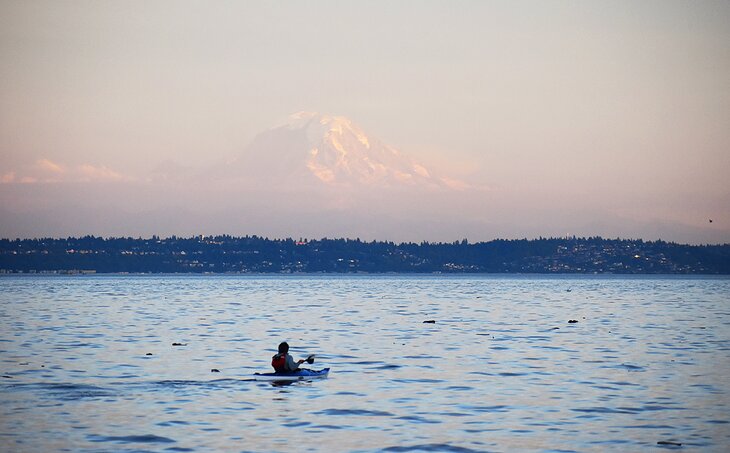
[224, 112, 463, 190]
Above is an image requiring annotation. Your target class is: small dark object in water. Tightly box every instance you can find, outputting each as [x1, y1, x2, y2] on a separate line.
[550, 327, 560, 330]
[211, 369, 220, 373]
[423, 320, 436, 324]
[2, 375, 12, 379]
[568, 320, 578, 323]
[566, 288, 572, 292]
[145, 353, 153, 356]
[657, 440, 682, 446]
[172, 342, 187, 346]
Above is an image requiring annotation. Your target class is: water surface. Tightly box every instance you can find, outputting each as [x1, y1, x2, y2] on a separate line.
[1, 275, 729, 452]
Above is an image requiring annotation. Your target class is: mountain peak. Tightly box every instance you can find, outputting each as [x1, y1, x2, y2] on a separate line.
[279, 111, 368, 150]
[231, 112, 464, 190]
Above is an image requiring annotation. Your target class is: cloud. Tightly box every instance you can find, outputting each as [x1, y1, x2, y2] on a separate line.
[1, 159, 129, 184]
[36, 159, 65, 174]
[77, 164, 125, 182]
[439, 176, 470, 191]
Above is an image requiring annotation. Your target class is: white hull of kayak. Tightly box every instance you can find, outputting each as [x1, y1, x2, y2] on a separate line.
[253, 368, 330, 382]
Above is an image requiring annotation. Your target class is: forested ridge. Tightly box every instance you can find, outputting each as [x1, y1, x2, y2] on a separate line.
[1, 235, 728, 274]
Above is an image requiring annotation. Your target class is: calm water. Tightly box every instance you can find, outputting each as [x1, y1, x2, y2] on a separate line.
[0, 275, 729, 452]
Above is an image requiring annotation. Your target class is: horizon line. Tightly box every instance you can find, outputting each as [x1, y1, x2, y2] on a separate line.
[2, 234, 728, 247]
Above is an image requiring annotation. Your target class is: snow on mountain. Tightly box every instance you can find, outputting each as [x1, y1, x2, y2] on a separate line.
[226, 112, 463, 190]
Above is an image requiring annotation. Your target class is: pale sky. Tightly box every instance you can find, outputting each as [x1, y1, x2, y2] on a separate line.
[1, 1, 729, 243]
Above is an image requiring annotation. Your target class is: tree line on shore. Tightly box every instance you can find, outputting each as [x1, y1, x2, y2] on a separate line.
[0, 235, 728, 274]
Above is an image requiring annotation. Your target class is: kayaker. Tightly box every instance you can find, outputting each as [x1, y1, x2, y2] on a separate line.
[271, 341, 305, 373]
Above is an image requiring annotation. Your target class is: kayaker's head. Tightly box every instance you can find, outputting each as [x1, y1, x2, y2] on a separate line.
[278, 341, 289, 354]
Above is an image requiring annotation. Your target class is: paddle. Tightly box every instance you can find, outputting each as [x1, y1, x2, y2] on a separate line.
[302, 354, 315, 365]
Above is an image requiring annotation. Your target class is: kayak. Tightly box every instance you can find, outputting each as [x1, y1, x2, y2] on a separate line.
[253, 368, 330, 382]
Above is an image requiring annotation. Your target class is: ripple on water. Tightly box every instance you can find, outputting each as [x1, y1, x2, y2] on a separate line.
[374, 364, 401, 370]
[465, 405, 510, 413]
[155, 420, 191, 427]
[391, 378, 444, 384]
[8, 382, 117, 401]
[316, 408, 394, 417]
[382, 444, 484, 452]
[87, 433, 176, 443]
[444, 386, 473, 391]
[572, 406, 640, 415]
[395, 415, 442, 424]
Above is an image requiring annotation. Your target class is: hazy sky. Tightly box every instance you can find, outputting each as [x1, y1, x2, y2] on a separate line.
[1, 1, 728, 243]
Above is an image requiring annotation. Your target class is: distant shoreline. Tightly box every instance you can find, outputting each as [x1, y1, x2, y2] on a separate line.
[2, 235, 729, 275]
[2, 272, 729, 278]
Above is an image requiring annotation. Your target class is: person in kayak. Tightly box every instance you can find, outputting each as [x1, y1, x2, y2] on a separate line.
[271, 341, 305, 373]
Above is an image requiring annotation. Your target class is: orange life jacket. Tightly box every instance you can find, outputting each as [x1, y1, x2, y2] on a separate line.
[271, 353, 286, 372]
